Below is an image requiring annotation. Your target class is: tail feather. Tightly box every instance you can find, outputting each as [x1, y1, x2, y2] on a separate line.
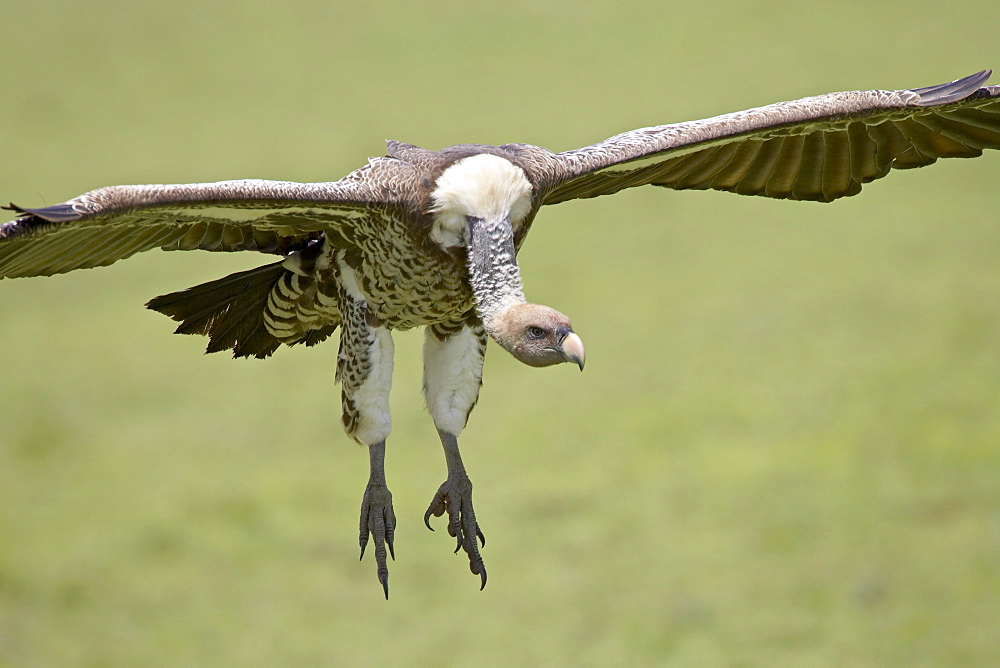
[147, 262, 292, 359]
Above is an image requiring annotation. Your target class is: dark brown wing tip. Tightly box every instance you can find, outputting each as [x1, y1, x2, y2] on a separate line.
[911, 70, 993, 106]
[3, 202, 83, 223]
[20, 204, 82, 223]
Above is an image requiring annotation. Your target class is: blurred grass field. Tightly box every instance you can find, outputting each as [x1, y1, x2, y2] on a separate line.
[1, 0, 999, 664]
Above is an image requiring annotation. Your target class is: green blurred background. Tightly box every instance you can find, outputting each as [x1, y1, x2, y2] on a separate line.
[2, 1, 999, 664]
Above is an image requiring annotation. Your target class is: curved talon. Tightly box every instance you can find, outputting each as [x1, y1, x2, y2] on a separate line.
[379, 572, 389, 600]
[466, 551, 487, 590]
[476, 527, 486, 548]
[424, 489, 447, 532]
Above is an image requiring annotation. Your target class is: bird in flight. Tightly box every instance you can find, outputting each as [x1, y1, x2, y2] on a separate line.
[2, 71, 999, 598]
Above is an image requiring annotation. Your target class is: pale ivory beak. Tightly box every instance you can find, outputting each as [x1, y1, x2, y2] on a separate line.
[561, 331, 586, 371]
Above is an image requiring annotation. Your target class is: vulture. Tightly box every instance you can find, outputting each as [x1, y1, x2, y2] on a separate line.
[2, 70, 1000, 598]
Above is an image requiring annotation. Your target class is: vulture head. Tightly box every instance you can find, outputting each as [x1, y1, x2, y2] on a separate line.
[491, 303, 585, 370]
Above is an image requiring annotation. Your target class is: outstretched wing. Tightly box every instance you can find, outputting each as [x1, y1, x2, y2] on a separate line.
[0, 158, 411, 279]
[543, 70, 1000, 205]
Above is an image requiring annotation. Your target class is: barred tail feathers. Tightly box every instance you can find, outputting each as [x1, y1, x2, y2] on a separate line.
[146, 262, 338, 359]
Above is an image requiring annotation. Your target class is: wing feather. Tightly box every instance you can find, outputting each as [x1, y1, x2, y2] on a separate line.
[732, 139, 784, 196]
[847, 121, 880, 187]
[865, 120, 910, 170]
[543, 71, 1000, 205]
[709, 140, 763, 190]
[674, 143, 742, 189]
[820, 130, 851, 201]
[793, 132, 826, 200]
[765, 134, 807, 199]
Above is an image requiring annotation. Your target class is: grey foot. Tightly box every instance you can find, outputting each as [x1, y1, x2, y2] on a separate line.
[423, 475, 487, 589]
[359, 483, 396, 599]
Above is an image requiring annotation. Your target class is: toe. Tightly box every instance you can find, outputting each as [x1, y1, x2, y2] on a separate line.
[423, 487, 448, 531]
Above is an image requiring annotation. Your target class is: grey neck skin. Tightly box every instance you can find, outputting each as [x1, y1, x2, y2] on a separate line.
[466, 216, 526, 337]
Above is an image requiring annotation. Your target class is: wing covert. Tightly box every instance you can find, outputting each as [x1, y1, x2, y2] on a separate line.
[543, 70, 1000, 205]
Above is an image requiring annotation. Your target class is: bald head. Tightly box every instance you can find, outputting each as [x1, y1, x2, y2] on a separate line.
[489, 303, 585, 370]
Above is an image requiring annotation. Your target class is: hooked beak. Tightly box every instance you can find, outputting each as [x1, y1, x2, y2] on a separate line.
[560, 331, 586, 371]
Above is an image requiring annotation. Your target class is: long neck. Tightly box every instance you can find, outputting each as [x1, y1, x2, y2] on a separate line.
[466, 215, 525, 336]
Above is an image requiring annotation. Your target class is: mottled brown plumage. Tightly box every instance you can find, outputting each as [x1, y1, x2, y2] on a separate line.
[2, 71, 999, 596]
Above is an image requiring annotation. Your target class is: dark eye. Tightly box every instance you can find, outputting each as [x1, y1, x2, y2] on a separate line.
[526, 326, 546, 340]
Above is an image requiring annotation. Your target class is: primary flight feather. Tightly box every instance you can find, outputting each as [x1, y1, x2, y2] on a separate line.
[2, 71, 999, 598]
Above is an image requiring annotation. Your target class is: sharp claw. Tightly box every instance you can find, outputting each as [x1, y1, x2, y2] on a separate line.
[454, 533, 463, 553]
[380, 573, 389, 600]
[423, 510, 434, 531]
[476, 527, 486, 548]
[387, 536, 395, 561]
[359, 536, 368, 560]
[480, 567, 487, 590]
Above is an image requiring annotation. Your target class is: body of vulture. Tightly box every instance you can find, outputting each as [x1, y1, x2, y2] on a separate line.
[2, 71, 999, 598]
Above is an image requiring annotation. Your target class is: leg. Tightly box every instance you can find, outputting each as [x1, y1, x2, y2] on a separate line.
[335, 259, 396, 598]
[422, 323, 488, 589]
